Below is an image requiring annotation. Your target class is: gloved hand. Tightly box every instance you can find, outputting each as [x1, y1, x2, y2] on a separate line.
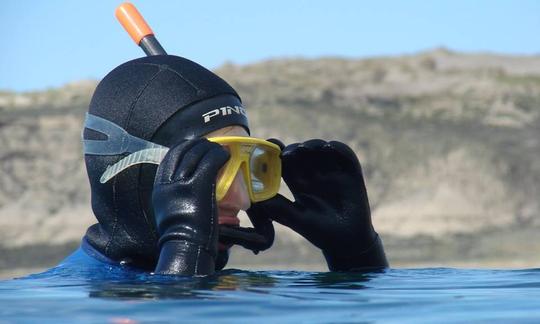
[152, 138, 230, 275]
[249, 139, 388, 271]
[219, 212, 274, 254]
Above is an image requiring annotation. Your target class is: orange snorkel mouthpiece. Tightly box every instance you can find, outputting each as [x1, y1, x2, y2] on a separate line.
[115, 2, 167, 56]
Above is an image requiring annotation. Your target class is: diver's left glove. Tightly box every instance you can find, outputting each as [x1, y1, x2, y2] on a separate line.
[251, 139, 388, 271]
[152, 138, 230, 275]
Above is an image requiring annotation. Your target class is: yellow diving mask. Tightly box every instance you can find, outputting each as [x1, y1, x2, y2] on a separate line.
[208, 136, 282, 202]
[82, 113, 281, 203]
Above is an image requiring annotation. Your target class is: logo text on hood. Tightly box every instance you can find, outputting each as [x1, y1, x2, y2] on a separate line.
[202, 105, 246, 123]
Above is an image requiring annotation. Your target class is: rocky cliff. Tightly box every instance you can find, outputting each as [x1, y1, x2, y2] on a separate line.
[1, 49, 539, 276]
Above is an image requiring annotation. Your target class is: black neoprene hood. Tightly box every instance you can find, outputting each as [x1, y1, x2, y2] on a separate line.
[85, 54, 249, 144]
[83, 55, 248, 269]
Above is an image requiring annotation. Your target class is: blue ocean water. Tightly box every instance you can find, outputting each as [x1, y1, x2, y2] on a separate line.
[1, 250, 539, 323]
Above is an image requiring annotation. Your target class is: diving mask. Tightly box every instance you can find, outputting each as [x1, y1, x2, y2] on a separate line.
[208, 137, 281, 202]
[82, 113, 281, 202]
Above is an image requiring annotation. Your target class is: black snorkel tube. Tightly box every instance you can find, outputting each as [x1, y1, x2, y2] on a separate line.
[114, 3, 274, 254]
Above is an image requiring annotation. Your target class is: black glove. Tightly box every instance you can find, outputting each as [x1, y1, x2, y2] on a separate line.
[152, 138, 229, 275]
[250, 139, 388, 271]
[219, 212, 274, 254]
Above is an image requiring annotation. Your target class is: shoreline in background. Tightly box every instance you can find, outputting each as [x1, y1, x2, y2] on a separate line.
[2, 50, 540, 280]
[2, 224, 539, 280]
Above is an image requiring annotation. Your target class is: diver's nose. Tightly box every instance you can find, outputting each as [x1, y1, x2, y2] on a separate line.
[221, 169, 251, 210]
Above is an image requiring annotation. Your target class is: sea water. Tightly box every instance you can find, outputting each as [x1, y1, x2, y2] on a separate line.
[1, 253, 539, 323]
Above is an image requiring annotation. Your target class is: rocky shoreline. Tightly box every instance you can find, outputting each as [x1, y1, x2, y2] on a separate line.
[4, 223, 540, 279]
[1, 49, 539, 279]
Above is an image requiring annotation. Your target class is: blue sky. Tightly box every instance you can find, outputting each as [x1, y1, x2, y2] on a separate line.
[1, 0, 539, 92]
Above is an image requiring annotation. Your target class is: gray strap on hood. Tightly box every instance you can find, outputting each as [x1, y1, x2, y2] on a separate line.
[82, 113, 169, 183]
[83, 113, 165, 155]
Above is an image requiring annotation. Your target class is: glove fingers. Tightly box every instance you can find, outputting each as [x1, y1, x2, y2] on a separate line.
[281, 141, 324, 195]
[175, 140, 216, 180]
[250, 194, 304, 229]
[281, 142, 301, 156]
[324, 141, 362, 173]
[192, 143, 231, 181]
[299, 139, 327, 150]
[283, 139, 361, 179]
[156, 139, 203, 183]
[280, 142, 304, 191]
[277, 139, 365, 204]
[246, 209, 275, 252]
[266, 138, 285, 150]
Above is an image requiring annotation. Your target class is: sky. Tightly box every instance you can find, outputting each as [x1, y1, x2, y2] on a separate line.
[1, 0, 539, 92]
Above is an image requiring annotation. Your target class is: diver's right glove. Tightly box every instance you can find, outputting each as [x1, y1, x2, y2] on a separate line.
[249, 139, 388, 271]
[152, 138, 230, 275]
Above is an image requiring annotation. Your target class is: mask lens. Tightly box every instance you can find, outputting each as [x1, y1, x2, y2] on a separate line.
[250, 146, 272, 193]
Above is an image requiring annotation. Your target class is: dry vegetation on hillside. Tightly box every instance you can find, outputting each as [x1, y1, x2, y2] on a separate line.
[1, 49, 539, 277]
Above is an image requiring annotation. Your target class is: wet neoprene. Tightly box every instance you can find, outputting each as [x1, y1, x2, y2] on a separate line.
[83, 55, 273, 271]
[153, 139, 229, 275]
[248, 139, 388, 271]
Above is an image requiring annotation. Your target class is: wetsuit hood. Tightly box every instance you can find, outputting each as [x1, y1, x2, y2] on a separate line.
[83, 55, 247, 270]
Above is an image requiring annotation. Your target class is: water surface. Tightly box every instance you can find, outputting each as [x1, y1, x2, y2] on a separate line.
[1, 263, 539, 323]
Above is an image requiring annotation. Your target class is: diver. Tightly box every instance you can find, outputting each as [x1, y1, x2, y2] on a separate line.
[77, 54, 388, 276]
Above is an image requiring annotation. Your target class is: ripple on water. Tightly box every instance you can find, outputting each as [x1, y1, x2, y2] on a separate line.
[1, 267, 540, 322]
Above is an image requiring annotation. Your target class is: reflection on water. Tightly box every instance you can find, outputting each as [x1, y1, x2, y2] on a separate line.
[88, 271, 281, 300]
[87, 270, 377, 300]
[1, 262, 540, 322]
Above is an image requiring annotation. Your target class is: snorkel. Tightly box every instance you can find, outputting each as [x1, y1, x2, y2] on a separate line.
[84, 2, 275, 257]
[115, 3, 166, 56]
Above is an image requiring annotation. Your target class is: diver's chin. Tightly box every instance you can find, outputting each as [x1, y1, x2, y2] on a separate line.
[215, 248, 230, 271]
[216, 209, 236, 270]
[217, 209, 239, 253]
[218, 212, 240, 227]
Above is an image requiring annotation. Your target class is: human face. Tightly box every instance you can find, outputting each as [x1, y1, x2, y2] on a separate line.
[205, 126, 251, 249]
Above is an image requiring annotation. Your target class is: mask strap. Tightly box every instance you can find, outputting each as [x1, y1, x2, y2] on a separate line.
[82, 113, 165, 155]
[99, 147, 169, 183]
[82, 113, 170, 183]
